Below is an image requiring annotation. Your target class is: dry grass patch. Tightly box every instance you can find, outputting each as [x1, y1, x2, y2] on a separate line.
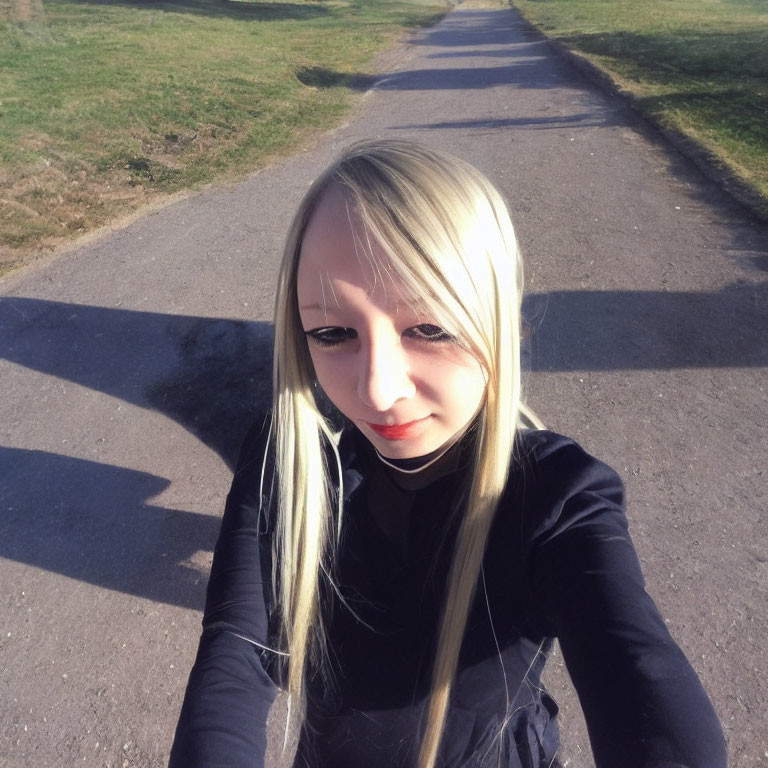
[0, 0, 448, 270]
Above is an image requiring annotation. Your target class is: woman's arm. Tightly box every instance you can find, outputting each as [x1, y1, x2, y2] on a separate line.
[169, 414, 278, 768]
[526, 435, 726, 768]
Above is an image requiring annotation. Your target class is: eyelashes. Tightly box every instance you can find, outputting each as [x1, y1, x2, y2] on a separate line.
[404, 324, 453, 342]
[305, 327, 357, 348]
[305, 324, 454, 348]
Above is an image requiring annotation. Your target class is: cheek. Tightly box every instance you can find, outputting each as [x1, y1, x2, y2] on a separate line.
[309, 351, 353, 409]
[412, 351, 486, 407]
[452, 363, 487, 411]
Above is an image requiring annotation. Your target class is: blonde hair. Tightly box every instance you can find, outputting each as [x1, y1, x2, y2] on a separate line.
[271, 139, 540, 767]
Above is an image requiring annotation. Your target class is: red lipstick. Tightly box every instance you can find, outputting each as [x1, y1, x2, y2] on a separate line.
[366, 417, 429, 440]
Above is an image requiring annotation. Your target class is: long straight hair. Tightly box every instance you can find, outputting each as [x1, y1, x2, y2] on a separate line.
[271, 140, 535, 767]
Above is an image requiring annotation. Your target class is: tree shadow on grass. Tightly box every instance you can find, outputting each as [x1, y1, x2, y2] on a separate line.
[297, 66, 378, 92]
[70, 0, 331, 22]
[634, 89, 768, 149]
[564, 28, 767, 84]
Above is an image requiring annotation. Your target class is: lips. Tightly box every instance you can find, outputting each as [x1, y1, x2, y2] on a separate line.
[365, 416, 430, 440]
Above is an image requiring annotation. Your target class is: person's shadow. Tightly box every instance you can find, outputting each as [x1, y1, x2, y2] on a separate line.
[1, 279, 766, 608]
[1, 298, 273, 609]
[0, 446, 222, 607]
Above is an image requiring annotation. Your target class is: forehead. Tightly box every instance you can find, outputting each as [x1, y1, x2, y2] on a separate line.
[297, 185, 410, 307]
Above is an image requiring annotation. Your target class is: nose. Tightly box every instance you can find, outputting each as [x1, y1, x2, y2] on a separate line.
[357, 335, 415, 412]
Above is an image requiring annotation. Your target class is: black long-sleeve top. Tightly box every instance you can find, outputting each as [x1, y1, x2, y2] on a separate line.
[169, 415, 726, 768]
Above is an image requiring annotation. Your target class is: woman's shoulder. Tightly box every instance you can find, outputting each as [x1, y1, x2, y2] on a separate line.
[513, 428, 623, 488]
[505, 429, 626, 543]
[234, 410, 273, 468]
[515, 427, 602, 464]
[223, 411, 274, 524]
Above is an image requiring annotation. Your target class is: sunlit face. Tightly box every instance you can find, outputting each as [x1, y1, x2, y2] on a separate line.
[296, 185, 486, 459]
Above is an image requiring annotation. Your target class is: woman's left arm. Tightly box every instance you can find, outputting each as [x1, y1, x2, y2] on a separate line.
[169, 415, 278, 768]
[526, 435, 726, 768]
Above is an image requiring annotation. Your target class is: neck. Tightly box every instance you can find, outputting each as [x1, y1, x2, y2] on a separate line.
[374, 442, 454, 474]
[371, 422, 477, 491]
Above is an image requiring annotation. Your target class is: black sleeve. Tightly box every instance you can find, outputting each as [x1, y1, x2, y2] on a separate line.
[169, 414, 278, 768]
[525, 434, 726, 768]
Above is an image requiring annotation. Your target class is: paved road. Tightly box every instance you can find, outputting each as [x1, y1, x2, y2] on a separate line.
[1, 5, 766, 767]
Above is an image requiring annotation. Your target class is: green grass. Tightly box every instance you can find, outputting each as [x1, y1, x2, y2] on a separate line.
[0, 0, 447, 263]
[510, 0, 768, 217]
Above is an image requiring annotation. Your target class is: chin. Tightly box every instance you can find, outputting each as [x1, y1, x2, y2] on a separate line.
[375, 443, 427, 460]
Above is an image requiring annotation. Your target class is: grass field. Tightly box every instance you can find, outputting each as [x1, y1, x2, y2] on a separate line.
[0, 0, 446, 270]
[510, 0, 768, 218]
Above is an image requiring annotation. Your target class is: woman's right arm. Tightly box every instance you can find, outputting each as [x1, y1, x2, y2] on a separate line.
[169, 414, 278, 768]
[525, 433, 726, 768]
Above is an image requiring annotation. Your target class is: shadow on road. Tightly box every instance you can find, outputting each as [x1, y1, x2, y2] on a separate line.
[412, 9, 533, 50]
[297, 9, 562, 95]
[523, 282, 768, 371]
[392, 113, 605, 131]
[297, 52, 565, 96]
[1, 298, 275, 608]
[1, 299, 274, 468]
[0, 447, 220, 609]
[1, 276, 766, 606]
[375, 62, 561, 92]
[297, 58, 565, 93]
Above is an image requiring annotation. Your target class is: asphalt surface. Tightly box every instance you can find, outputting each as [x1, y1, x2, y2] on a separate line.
[1, 5, 767, 768]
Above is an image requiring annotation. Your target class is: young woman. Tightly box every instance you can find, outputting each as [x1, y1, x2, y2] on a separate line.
[169, 141, 726, 768]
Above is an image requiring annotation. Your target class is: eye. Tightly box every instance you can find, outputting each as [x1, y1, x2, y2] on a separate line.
[404, 324, 454, 342]
[305, 326, 357, 348]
